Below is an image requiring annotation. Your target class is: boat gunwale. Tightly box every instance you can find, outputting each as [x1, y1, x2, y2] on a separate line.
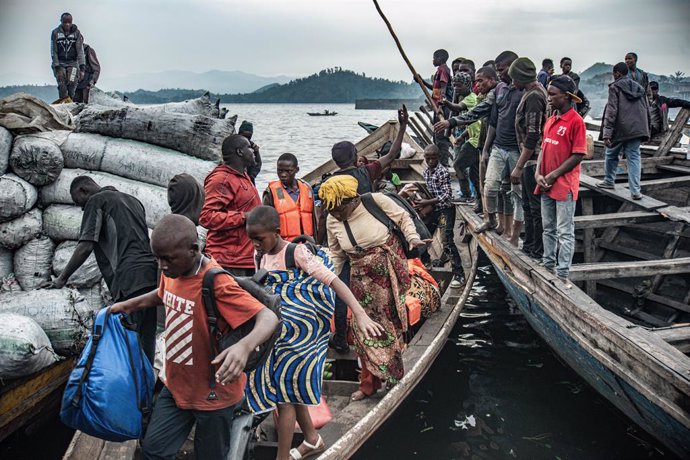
[456, 204, 690, 435]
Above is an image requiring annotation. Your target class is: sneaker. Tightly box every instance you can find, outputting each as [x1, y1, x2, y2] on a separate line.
[460, 197, 476, 206]
[452, 196, 470, 204]
[596, 181, 615, 189]
[473, 203, 483, 215]
[449, 275, 466, 288]
[328, 334, 350, 354]
[631, 193, 642, 200]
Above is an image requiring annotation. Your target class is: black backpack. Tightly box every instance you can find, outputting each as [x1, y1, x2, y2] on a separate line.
[201, 268, 282, 400]
[359, 192, 431, 259]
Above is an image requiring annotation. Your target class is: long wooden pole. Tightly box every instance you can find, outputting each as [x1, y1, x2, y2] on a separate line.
[372, 0, 445, 121]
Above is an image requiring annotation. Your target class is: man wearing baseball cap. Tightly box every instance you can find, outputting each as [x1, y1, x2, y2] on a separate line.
[648, 81, 690, 138]
[535, 75, 586, 288]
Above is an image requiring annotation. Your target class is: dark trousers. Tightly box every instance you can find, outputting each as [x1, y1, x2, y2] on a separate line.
[333, 259, 351, 339]
[453, 142, 480, 199]
[120, 286, 158, 364]
[142, 386, 239, 460]
[73, 86, 91, 103]
[53, 66, 79, 99]
[521, 164, 543, 258]
[423, 207, 464, 277]
[433, 113, 453, 166]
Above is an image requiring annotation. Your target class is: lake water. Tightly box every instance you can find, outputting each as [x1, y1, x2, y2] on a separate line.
[1, 104, 679, 459]
[223, 103, 400, 191]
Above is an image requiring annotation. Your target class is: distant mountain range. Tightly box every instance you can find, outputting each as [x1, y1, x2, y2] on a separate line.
[0, 69, 292, 94]
[2, 65, 687, 112]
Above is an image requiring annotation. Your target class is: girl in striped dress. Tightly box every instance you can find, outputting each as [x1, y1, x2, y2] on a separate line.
[245, 206, 383, 460]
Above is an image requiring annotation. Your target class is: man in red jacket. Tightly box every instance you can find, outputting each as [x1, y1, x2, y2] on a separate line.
[200, 134, 261, 275]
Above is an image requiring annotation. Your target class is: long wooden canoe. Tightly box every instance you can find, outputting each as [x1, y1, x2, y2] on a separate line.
[62, 120, 479, 460]
[456, 108, 690, 459]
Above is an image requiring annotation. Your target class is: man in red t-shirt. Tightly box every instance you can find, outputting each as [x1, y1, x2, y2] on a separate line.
[535, 75, 587, 287]
[200, 134, 261, 276]
[112, 215, 279, 459]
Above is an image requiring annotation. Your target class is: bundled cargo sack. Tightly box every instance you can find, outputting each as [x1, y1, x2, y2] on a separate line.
[53, 241, 102, 288]
[0, 288, 95, 354]
[0, 313, 60, 379]
[0, 208, 42, 249]
[0, 126, 11, 174]
[61, 307, 154, 442]
[14, 236, 56, 290]
[0, 174, 37, 223]
[9, 135, 64, 185]
[0, 247, 13, 278]
[43, 204, 83, 241]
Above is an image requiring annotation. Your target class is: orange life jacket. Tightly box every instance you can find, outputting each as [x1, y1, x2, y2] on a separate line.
[268, 179, 314, 241]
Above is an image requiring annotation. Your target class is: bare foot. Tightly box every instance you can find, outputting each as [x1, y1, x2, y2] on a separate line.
[351, 390, 368, 401]
[508, 235, 519, 247]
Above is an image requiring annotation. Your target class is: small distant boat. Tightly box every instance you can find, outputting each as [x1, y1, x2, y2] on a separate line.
[307, 110, 338, 116]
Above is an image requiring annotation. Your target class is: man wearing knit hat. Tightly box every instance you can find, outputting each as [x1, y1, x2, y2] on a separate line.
[509, 57, 548, 254]
[476, 51, 524, 239]
[238, 120, 262, 183]
[535, 75, 587, 287]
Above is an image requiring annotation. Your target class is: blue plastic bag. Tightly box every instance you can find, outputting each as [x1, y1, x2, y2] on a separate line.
[60, 307, 154, 441]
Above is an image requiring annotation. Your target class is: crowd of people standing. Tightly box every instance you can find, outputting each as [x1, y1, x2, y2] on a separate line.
[43, 12, 690, 459]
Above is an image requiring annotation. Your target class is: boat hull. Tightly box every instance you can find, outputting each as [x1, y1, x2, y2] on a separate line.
[491, 263, 690, 458]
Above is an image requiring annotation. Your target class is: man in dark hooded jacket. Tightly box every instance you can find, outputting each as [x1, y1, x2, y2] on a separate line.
[50, 12, 85, 100]
[597, 62, 650, 200]
[649, 81, 690, 138]
[73, 44, 100, 103]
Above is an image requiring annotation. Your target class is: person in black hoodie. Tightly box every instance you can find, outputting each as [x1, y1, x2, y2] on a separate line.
[649, 81, 690, 138]
[50, 12, 85, 100]
[73, 44, 100, 103]
[597, 62, 650, 200]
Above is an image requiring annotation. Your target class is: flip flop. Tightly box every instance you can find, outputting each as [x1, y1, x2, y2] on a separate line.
[289, 434, 326, 459]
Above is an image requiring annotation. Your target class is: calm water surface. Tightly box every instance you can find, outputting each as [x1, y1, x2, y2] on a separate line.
[355, 257, 677, 460]
[1, 105, 679, 459]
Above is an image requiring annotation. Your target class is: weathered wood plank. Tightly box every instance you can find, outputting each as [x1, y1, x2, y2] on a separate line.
[98, 440, 138, 460]
[655, 107, 690, 157]
[580, 156, 674, 177]
[569, 257, 690, 281]
[409, 116, 432, 145]
[597, 240, 658, 261]
[654, 325, 690, 353]
[62, 431, 105, 460]
[657, 164, 690, 175]
[579, 174, 668, 210]
[660, 206, 690, 224]
[634, 176, 690, 191]
[574, 211, 663, 229]
[581, 197, 597, 296]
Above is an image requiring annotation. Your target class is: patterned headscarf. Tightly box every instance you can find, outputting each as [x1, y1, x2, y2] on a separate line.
[318, 175, 359, 210]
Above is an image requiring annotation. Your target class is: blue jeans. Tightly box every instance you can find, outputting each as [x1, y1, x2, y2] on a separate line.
[541, 193, 576, 279]
[603, 138, 642, 195]
[484, 146, 523, 221]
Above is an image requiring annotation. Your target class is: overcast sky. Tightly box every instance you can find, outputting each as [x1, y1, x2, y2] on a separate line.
[1, 0, 688, 84]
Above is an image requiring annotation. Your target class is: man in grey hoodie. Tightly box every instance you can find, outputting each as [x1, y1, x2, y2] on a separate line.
[50, 12, 85, 100]
[598, 62, 650, 200]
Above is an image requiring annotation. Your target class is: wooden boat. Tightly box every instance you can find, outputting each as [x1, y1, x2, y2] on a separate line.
[456, 108, 690, 459]
[0, 359, 76, 443]
[62, 120, 480, 459]
[307, 110, 338, 116]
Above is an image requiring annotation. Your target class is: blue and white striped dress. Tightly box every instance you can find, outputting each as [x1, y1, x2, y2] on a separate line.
[246, 245, 336, 412]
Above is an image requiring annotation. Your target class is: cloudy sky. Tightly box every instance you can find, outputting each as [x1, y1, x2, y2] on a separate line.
[1, 0, 688, 85]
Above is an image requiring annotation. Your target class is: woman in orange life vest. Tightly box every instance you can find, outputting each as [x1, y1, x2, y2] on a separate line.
[263, 153, 317, 242]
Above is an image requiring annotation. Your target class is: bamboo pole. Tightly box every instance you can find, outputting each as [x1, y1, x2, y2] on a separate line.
[372, 0, 445, 121]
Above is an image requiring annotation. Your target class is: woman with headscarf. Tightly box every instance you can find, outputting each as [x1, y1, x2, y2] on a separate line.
[319, 175, 427, 401]
[167, 173, 207, 246]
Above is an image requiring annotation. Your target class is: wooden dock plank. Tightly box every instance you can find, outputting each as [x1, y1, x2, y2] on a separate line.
[578, 174, 667, 210]
[574, 211, 663, 229]
[569, 257, 690, 281]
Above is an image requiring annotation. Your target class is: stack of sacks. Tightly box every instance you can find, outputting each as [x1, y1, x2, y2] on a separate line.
[0, 93, 235, 376]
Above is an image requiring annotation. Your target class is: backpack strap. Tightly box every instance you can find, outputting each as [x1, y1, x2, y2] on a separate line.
[285, 243, 298, 269]
[201, 267, 227, 400]
[360, 193, 396, 231]
[72, 307, 111, 407]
